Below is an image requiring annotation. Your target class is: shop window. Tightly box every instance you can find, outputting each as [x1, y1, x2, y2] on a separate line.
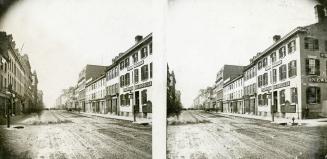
[288, 60, 297, 77]
[120, 94, 125, 106]
[125, 94, 130, 105]
[306, 87, 321, 104]
[279, 64, 287, 80]
[304, 37, 319, 51]
[290, 87, 298, 104]
[305, 58, 320, 75]
[288, 40, 296, 53]
[280, 90, 285, 105]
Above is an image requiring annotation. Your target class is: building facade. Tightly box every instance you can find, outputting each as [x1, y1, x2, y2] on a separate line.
[223, 75, 244, 113]
[0, 32, 40, 115]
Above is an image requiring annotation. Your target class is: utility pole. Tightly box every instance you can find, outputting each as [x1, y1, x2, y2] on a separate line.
[7, 84, 12, 128]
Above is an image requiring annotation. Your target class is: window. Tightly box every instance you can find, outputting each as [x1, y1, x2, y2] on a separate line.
[272, 69, 277, 83]
[288, 60, 297, 77]
[290, 87, 298, 104]
[270, 52, 277, 63]
[125, 73, 130, 86]
[120, 61, 125, 70]
[125, 58, 130, 67]
[258, 61, 262, 70]
[279, 64, 287, 80]
[125, 94, 130, 105]
[150, 62, 153, 78]
[262, 58, 268, 67]
[306, 87, 320, 104]
[279, 46, 286, 59]
[132, 52, 138, 63]
[120, 75, 125, 87]
[325, 40, 327, 52]
[141, 47, 148, 58]
[280, 90, 285, 105]
[258, 94, 262, 105]
[263, 94, 268, 105]
[263, 73, 268, 85]
[304, 37, 319, 51]
[258, 75, 262, 87]
[141, 65, 149, 80]
[288, 40, 296, 53]
[120, 94, 125, 105]
[141, 90, 147, 104]
[134, 69, 139, 83]
[149, 43, 152, 54]
[306, 58, 320, 75]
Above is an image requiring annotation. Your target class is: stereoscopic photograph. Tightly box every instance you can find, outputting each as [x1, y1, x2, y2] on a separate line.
[166, 0, 327, 158]
[0, 0, 155, 158]
[1, 0, 327, 159]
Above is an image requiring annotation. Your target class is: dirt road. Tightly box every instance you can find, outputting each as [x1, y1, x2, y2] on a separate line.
[167, 110, 327, 159]
[0, 110, 151, 159]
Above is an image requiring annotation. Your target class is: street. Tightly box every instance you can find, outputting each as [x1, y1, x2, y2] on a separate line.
[167, 110, 327, 159]
[0, 110, 151, 159]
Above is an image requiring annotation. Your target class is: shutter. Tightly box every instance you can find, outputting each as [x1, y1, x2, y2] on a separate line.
[294, 61, 297, 76]
[305, 59, 309, 75]
[288, 62, 291, 77]
[279, 66, 282, 80]
[316, 59, 320, 76]
[317, 87, 321, 103]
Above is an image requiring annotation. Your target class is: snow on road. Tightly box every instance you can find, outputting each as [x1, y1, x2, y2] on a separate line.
[0, 110, 152, 159]
[167, 110, 327, 159]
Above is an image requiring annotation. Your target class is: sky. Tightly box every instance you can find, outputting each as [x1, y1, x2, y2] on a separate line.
[0, 0, 152, 108]
[167, 0, 319, 108]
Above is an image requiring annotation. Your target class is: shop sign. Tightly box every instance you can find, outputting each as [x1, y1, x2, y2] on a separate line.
[123, 86, 133, 92]
[135, 81, 152, 90]
[127, 60, 144, 71]
[320, 53, 327, 58]
[261, 86, 272, 92]
[273, 81, 290, 89]
[309, 77, 327, 83]
[272, 60, 282, 68]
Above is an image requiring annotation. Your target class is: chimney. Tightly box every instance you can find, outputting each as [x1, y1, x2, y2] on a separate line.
[135, 35, 143, 44]
[315, 4, 326, 23]
[273, 35, 281, 43]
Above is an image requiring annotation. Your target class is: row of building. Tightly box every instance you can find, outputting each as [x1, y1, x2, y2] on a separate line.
[56, 34, 154, 118]
[193, 5, 327, 119]
[0, 31, 43, 116]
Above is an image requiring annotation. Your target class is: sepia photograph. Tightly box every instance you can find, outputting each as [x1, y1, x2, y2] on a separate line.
[166, 0, 327, 158]
[0, 0, 158, 158]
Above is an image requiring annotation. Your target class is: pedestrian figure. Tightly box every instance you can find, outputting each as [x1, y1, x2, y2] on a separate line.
[305, 107, 309, 119]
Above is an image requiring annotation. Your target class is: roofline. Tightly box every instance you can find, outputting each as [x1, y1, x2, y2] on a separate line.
[252, 27, 307, 63]
[223, 74, 243, 87]
[115, 33, 152, 63]
[86, 74, 106, 87]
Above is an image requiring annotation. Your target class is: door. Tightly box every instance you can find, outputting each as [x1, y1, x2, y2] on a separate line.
[273, 91, 278, 113]
[135, 91, 140, 112]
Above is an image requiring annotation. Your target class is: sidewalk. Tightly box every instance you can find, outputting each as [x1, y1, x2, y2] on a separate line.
[76, 112, 152, 125]
[215, 112, 327, 127]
